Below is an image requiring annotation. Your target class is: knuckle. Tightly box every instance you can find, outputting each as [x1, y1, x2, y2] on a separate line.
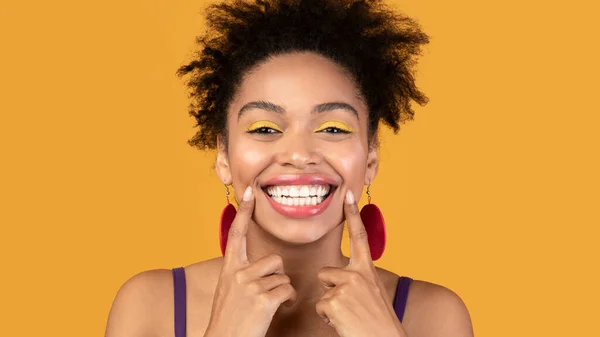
[228, 226, 243, 238]
[326, 297, 339, 310]
[348, 272, 362, 285]
[237, 200, 253, 213]
[316, 299, 326, 311]
[273, 254, 284, 264]
[337, 284, 349, 296]
[352, 228, 369, 241]
[257, 293, 275, 311]
[247, 280, 261, 294]
[284, 283, 295, 293]
[275, 274, 290, 284]
[233, 270, 246, 285]
[269, 254, 284, 267]
[317, 297, 331, 310]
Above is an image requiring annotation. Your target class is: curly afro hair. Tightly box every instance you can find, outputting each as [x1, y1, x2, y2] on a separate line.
[177, 0, 429, 150]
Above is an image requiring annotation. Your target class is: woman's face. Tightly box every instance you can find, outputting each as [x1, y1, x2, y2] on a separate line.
[216, 52, 378, 244]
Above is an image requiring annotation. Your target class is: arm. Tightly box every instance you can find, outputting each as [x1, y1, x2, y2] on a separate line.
[105, 269, 171, 337]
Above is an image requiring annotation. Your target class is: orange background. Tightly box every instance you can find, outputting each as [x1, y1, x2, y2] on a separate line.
[1, 0, 598, 336]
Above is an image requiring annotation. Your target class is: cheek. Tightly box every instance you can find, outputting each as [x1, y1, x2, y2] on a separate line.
[228, 137, 273, 184]
[320, 140, 368, 184]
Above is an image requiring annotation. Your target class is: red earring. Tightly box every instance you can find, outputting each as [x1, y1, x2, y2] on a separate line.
[360, 184, 387, 261]
[219, 184, 237, 256]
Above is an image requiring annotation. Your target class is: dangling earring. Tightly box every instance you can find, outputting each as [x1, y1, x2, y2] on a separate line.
[360, 184, 387, 261]
[219, 184, 237, 256]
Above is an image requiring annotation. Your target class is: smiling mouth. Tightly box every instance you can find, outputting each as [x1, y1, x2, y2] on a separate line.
[263, 184, 336, 206]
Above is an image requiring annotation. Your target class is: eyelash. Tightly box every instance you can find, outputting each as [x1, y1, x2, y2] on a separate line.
[247, 127, 351, 134]
[247, 127, 282, 134]
[317, 127, 351, 134]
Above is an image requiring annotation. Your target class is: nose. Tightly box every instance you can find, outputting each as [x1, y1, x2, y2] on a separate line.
[275, 131, 322, 169]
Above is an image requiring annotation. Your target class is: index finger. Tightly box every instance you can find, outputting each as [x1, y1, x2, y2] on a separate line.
[344, 190, 374, 266]
[223, 186, 254, 266]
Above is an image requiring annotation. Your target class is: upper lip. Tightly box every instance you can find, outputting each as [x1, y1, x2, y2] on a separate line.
[260, 174, 338, 187]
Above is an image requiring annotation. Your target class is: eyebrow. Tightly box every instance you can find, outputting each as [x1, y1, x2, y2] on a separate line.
[238, 101, 359, 119]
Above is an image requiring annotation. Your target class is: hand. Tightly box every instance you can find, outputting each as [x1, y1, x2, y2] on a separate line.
[315, 190, 407, 337]
[204, 186, 297, 337]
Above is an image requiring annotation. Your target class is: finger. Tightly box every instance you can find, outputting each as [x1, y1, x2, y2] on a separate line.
[318, 267, 364, 288]
[344, 190, 372, 266]
[315, 298, 336, 327]
[223, 186, 254, 266]
[317, 266, 348, 288]
[319, 285, 337, 300]
[253, 273, 290, 292]
[268, 283, 297, 309]
[240, 254, 285, 281]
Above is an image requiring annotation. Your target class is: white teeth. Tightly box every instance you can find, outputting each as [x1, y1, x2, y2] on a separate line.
[289, 186, 299, 197]
[266, 185, 330, 197]
[268, 195, 327, 206]
[299, 186, 310, 197]
[265, 184, 333, 206]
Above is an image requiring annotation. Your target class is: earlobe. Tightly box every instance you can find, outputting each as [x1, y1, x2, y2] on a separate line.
[215, 135, 232, 185]
[364, 149, 379, 185]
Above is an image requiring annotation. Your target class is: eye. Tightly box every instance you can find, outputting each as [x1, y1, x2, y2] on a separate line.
[318, 127, 351, 134]
[245, 120, 283, 134]
[314, 121, 355, 134]
[247, 127, 282, 134]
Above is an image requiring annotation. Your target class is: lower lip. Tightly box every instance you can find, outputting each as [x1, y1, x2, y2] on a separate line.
[264, 189, 335, 218]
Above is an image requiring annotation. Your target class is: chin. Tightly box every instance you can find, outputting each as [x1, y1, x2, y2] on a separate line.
[265, 218, 331, 244]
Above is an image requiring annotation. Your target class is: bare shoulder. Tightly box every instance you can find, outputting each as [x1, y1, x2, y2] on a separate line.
[105, 268, 174, 337]
[184, 256, 224, 295]
[374, 266, 404, 301]
[104, 258, 224, 337]
[403, 279, 474, 337]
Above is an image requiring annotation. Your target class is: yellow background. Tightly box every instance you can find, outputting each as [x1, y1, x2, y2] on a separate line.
[1, 0, 598, 336]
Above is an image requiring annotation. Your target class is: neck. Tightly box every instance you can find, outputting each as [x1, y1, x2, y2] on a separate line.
[245, 219, 349, 302]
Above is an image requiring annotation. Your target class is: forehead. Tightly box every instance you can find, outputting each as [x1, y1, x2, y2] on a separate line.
[230, 52, 367, 116]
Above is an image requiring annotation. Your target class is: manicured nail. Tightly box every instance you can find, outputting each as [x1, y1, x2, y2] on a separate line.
[242, 186, 253, 201]
[345, 190, 355, 204]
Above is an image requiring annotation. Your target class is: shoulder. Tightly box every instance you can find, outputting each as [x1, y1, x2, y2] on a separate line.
[403, 279, 474, 337]
[104, 258, 224, 337]
[184, 257, 224, 295]
[105, 268, 174, 337]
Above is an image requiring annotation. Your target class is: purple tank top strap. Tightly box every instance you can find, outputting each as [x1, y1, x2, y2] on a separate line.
[393, 276, 413, 323]
[172, 267, 187, 337]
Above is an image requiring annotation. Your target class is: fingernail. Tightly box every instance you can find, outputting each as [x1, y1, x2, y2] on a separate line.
[242, 186, 253, 201]
[345, 190, 355, 204]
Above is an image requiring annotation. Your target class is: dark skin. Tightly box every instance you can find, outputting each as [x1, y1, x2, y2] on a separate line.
[105, 52, 473, 337]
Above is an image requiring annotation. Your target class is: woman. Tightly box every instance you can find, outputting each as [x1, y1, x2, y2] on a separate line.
[105, 0, 474, 336]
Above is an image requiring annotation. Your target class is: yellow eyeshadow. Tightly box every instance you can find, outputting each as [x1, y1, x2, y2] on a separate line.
[314, 121, 355, 133]
[245, 120, 283, 132]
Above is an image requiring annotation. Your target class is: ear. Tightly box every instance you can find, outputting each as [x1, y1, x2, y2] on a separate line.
[364, 146, 379, 185]
[215, 134, 232, 185]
